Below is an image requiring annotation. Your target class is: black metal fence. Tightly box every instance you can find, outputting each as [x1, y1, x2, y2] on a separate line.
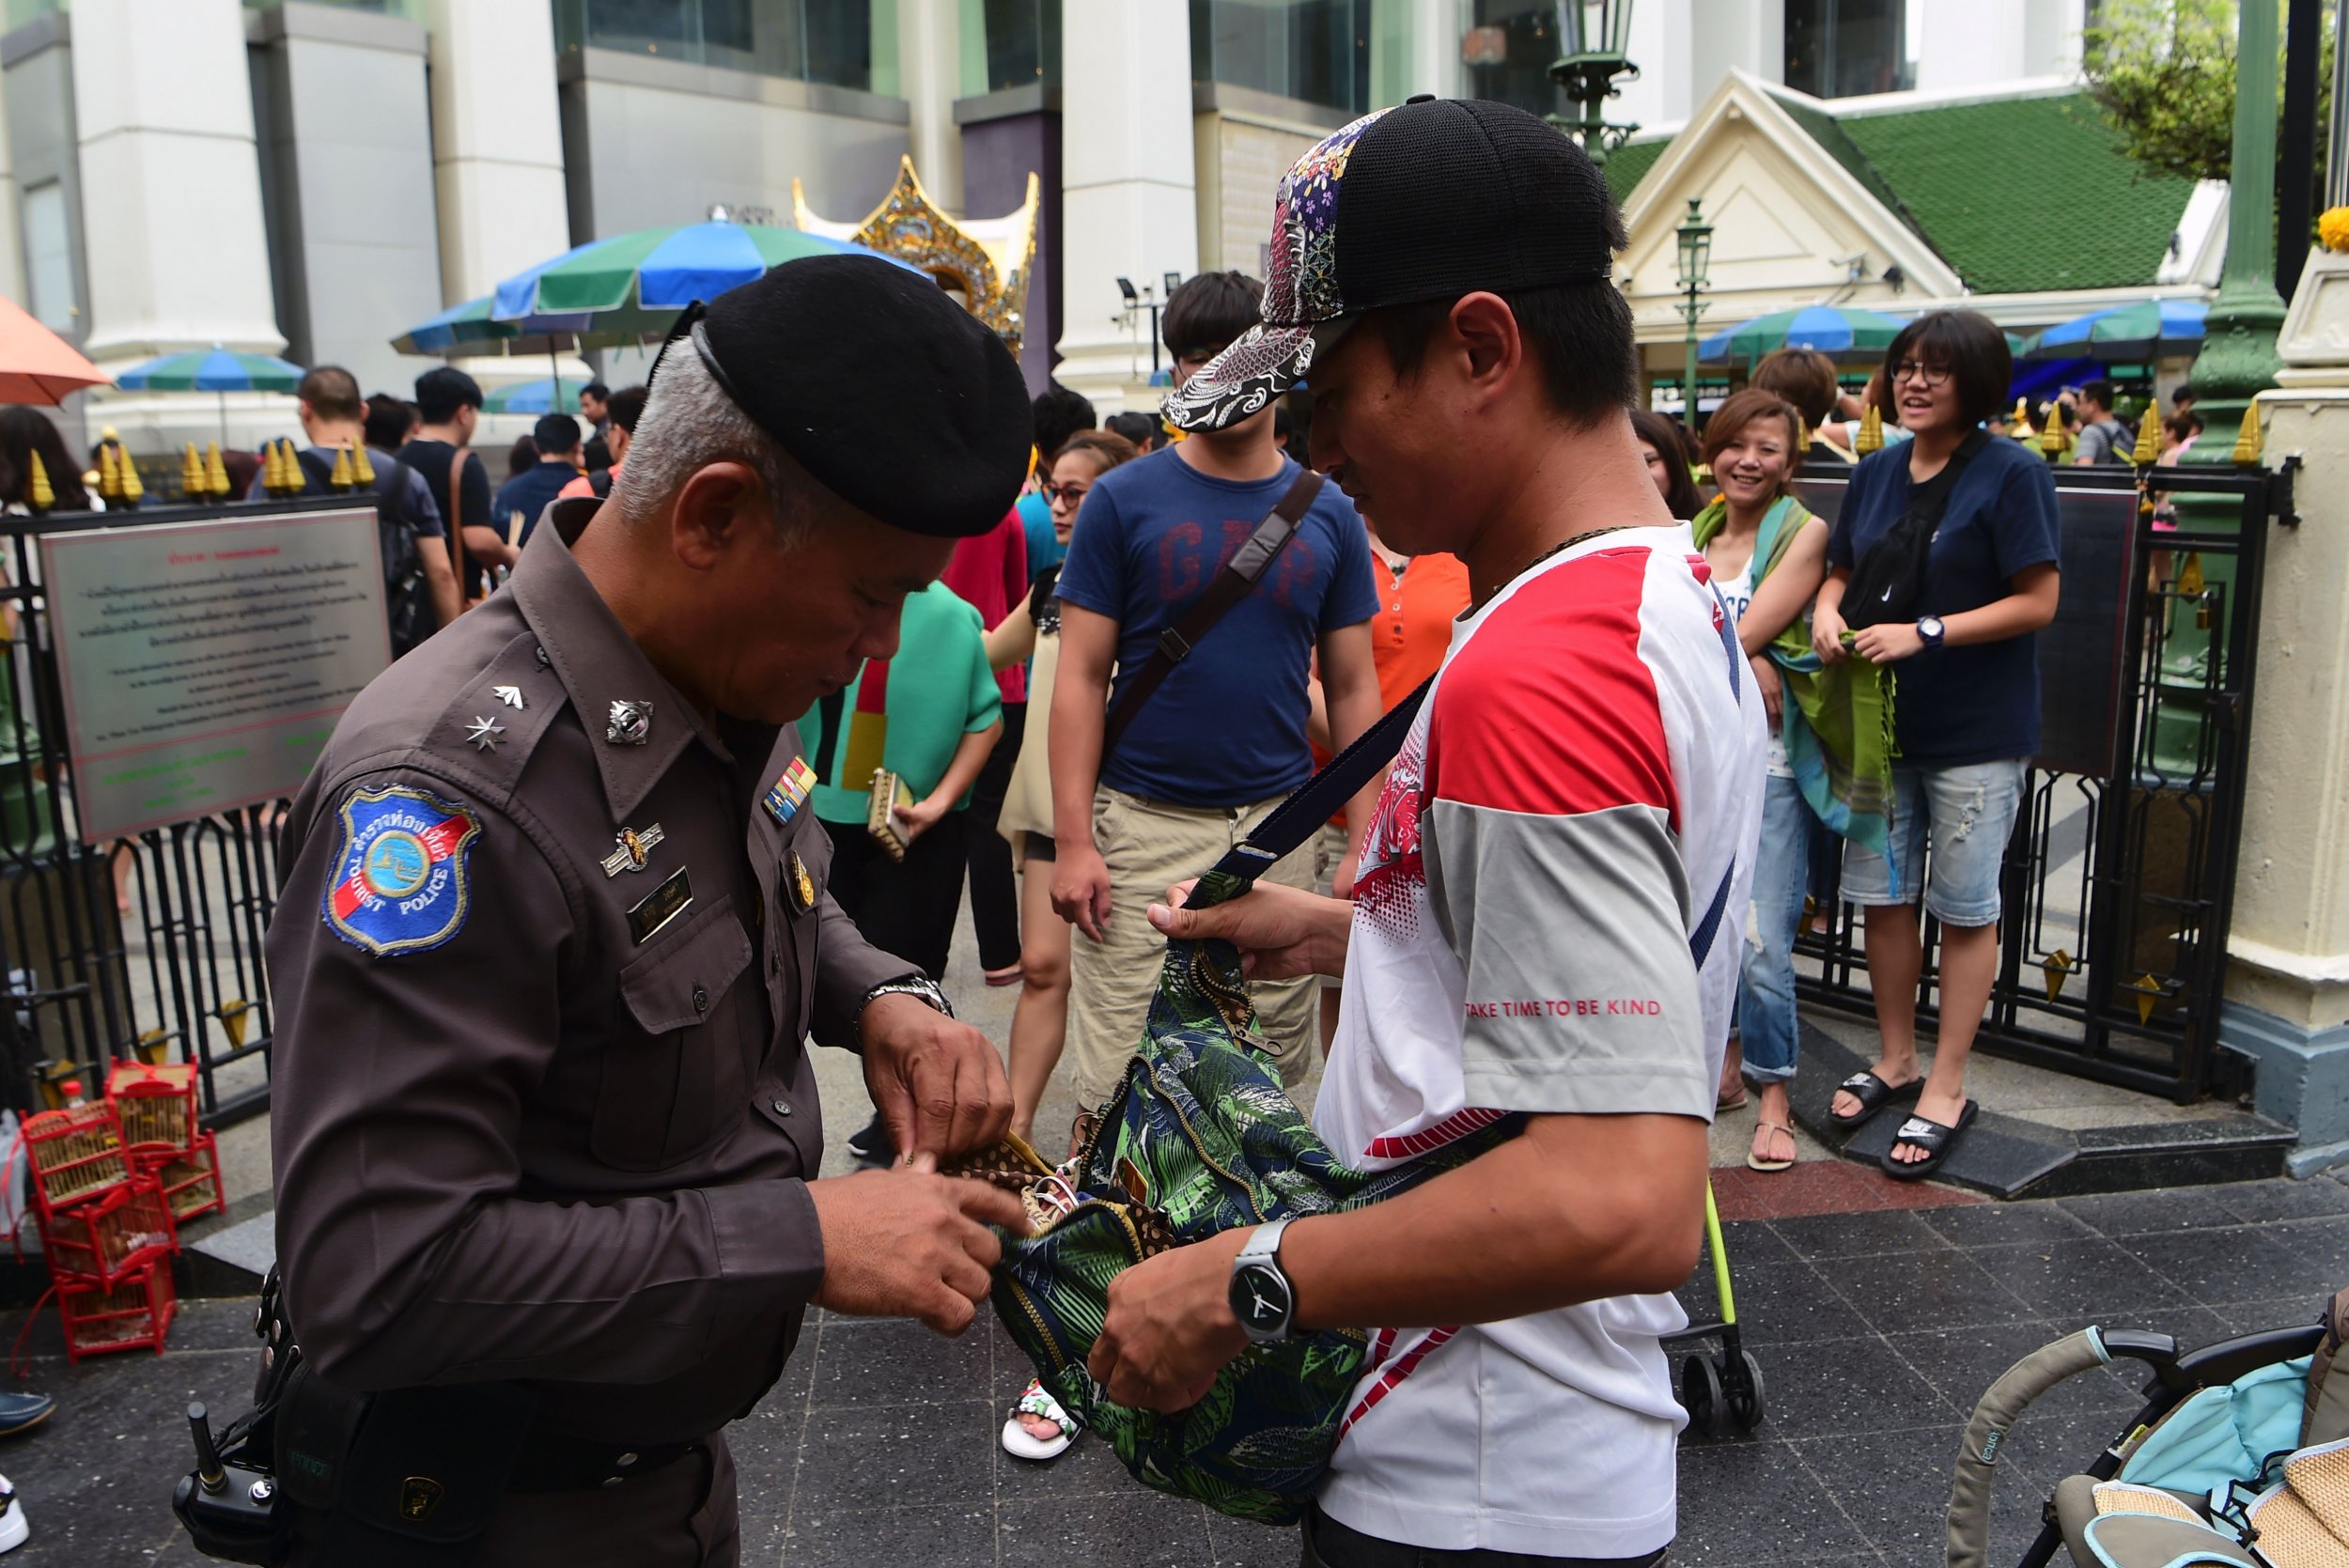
[0, 500, 345, 1130]
[1789, 460, 2285, 1103]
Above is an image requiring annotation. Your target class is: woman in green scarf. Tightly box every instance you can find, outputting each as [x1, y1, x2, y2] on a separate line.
[1695, 390, 1883, 1172]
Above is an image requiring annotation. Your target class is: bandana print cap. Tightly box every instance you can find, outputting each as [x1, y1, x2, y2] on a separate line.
[1162, 107, 1393, 433]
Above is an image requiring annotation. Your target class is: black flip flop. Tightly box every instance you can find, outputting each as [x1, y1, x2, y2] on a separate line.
[1882, 1100, 1978, 1182]
[1827, 1070, 1921, 1131]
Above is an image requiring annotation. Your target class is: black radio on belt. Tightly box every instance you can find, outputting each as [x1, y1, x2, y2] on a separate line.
[172, 1265, 540, 1566]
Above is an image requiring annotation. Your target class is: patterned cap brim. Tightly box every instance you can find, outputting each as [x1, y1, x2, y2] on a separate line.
[1160, 318, 1357, 434]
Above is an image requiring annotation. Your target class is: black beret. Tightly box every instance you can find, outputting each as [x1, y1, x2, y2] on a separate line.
[693, 255, 1032, 538]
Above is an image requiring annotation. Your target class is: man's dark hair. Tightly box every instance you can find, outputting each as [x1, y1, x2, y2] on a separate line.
[532, 413, 583, 456]
[1162, 272, 1265, 357]
[1752, 348, 1841, 426]
[606, 384, 648, 436]
[1883, 310, 2010, 428]
[582, 381, 610, 404]
[364, 394, 416, 452]
[1032, 381, 1097, 458]
[414, 365, 484, 424]
[1366, 281, 1639, 428]
[2171, 382, 2195, 408]
[297, 365, 365, 423]
[1104, 411, 1159, 449]
[2079, 379, 2116, 413]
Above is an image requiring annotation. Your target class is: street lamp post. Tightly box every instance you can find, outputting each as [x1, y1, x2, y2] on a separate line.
[1675, 198, 1713, 437]
[1547, 0, 1641, 165]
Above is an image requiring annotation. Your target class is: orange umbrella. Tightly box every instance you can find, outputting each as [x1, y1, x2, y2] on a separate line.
[0, 294, 107, 405]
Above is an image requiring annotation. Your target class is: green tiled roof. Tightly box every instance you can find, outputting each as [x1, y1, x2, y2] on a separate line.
[1834, 93, 2195, 293]
[1603, 90, 2197, 296]
[1604, 136, 1672, 204]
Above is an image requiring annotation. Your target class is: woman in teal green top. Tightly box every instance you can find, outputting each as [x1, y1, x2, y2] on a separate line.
[798, 579, 1003, 972]
[799, 579, 1002, 1165]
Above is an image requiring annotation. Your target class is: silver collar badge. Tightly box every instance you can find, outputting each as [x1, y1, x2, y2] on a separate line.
[606, 699, 653, 746]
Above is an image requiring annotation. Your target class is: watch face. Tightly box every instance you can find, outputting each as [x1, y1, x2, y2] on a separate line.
[1228, 1264, 1293, 1335]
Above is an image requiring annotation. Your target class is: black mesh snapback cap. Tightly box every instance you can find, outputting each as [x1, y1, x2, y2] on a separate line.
[1162, 97, 1621, 433]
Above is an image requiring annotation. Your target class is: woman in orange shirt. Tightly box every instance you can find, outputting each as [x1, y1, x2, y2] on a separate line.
[1306, 520, 1471, 1043]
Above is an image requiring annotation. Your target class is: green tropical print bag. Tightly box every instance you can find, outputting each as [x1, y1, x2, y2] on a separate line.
[985, 862, 1517, 1526]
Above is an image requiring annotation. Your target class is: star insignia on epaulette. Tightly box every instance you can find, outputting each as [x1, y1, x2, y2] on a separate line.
[463, 716, 506, 752]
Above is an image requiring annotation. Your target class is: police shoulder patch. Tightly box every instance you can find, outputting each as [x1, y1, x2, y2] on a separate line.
[321, 784, 483, 957]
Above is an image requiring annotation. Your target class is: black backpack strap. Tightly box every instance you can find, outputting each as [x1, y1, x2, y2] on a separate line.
[1100, 466, 1323, 757]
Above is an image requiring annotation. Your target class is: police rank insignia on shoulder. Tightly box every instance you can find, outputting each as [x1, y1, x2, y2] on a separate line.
[764, 757, 817, 827]
[321, 784, 483, 957]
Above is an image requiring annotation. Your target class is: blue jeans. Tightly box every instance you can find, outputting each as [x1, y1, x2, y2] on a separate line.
[1737, 773, 1811, 1086]
[1840, 758, 2029, 928]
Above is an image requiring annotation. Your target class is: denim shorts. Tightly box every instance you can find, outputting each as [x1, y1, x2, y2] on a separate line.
[1840, 758, 2028, 928]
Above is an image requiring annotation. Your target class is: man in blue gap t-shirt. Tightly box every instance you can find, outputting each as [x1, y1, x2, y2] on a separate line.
[1050, 272, 1381, 1128]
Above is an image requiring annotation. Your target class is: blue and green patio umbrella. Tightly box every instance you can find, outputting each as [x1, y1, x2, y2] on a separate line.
[1698, 305, 1907, 365]
[114, 348, 305, 441]
[2016, 299, 2206, 363]
[490, 221, 919, 326]
[480, 378, 589, 416]
[391, 295, 598, 358]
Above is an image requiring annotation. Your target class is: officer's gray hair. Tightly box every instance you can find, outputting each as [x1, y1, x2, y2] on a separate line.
[615, 348, 815, 546]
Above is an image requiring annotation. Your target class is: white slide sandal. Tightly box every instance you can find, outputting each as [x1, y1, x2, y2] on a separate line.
[1000, 1378, 1078, 1461]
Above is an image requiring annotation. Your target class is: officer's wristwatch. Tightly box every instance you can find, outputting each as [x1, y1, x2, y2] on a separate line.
[854, 975, 955, 1048]
[1916, 614, 1946, 649]
[1227, 1218, 1299, 1343]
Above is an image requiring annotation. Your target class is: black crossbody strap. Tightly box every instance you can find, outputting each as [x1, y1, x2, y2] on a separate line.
[1100, 466, 1325, 757]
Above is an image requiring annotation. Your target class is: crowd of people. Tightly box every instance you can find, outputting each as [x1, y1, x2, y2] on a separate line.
[27, 92, 2226, 1568]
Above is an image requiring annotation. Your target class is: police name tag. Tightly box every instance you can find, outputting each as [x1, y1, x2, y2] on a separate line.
[764, 758, 817, 827]
[627, 866, 693, 944]
[322, 784, 482, 957]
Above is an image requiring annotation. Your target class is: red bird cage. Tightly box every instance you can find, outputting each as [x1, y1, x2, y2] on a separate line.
[37, 1177, 177, 1290]
[131, 1134, 225, 1225]
[21, 1102, 129, 1219]
[54, 1261, 177, 1362]
[106, 1062, 198, 1157]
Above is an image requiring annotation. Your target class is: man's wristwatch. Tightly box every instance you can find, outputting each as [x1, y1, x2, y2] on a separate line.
[1227, 1218, 1299, 1343]
[853, 975, 955, 1048]
[1916, 614, 1946, 649]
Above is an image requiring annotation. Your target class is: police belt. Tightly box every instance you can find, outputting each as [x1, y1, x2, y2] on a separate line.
[506, 1427, 702, 1493]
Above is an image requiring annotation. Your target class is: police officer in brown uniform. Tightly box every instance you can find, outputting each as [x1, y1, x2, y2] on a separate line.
[265, 256, 1030, 1566]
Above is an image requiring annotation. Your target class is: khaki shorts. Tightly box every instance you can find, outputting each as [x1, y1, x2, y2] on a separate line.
[1064, 785, 1321, 1111]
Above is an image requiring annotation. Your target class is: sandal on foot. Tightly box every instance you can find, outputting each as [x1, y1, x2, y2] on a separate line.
[1827, 1071, 1921, 1130]
[1716, 1083, 1750, 1112]
[1882, 1100, 1978, 1182]
[1002, 1378, 1078, 1461]
[1746, 1121, 1797, 1173]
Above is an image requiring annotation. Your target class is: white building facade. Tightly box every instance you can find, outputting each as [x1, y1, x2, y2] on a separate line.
[0, 0, 2091, 450]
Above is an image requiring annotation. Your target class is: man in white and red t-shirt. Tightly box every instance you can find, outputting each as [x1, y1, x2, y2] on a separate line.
[1089, 97, 1766, 1567]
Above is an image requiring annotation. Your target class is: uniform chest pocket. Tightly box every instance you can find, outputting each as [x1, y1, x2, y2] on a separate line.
[594, 893, 753, 1172]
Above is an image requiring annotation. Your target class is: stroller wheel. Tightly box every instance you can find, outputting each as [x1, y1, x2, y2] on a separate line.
[1724, 1351, 1766, 1432]
[1679, 1354, 1728, 1439]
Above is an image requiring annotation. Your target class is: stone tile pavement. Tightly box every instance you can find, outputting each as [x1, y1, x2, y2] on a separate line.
[0, 1172, 2341, 1565]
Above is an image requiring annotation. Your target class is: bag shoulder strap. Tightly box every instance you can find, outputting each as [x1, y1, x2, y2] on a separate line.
[1100, 465, 1324, 757]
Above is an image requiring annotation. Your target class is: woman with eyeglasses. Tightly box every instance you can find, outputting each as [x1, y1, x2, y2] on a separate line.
[1810, 310, 2061, 1180]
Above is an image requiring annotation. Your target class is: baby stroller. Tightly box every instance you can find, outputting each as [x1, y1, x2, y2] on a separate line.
[1664, 1180, 1766, 1439]
[1946, 1286, 2349, 1567]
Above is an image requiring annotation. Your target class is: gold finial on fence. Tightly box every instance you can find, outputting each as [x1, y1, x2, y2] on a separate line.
[203, 442, 229, 500]
[117, 449, 143, 505]
[2232, 398, 2264, 465]
[350, 440, 375, 486]
[1855, 403, 1883, 455]
[24, 450, 51, 512]
[180, 442, 204, 498]
[95, 442, 121, 501]
[2041, 406, 2068, 459]
[2133, 405, 2163, 466]
[327, 443, 353, 490]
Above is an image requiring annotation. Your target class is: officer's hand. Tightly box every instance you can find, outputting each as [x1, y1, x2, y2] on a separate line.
[861, 995, 1013, 1160]
[809, 1157, 1027, 1335]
